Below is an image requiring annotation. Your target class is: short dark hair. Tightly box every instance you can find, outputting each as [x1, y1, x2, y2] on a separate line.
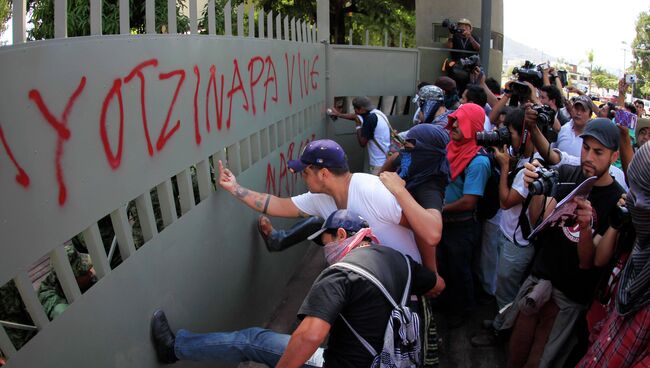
[540, 85, 564, 108]
[485, 78, 501, 95]
[635, 99, 644, 106]
[309, 165, 350, 177]
[625, 102, 638, 115]
[503, 107, 526, 134]
[464, 84, 487, 107]
[352, 96, 373, 111]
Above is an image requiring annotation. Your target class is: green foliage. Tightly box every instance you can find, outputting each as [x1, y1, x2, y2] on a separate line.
[591, 66, 618, 91]
[26, 0, 190, 40]
[631, 9, 650, 98]
[0, 0, 10, 36]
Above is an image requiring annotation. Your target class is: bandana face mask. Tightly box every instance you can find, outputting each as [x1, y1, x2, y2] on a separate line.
[322, 228, 379, 265]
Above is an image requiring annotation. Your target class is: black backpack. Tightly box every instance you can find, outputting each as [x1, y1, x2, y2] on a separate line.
[462, 149, 500, 221]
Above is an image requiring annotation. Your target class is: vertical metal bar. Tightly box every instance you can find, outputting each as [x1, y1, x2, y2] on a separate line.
[110, 206, 136, 259]
[177, 169, 195, 215]
[291, 18, 296, 42]
[399, 32, 403, 48]
[302, 22, 307, 43]
[236, 3, 244, 37]
[50, 245, 82, 303]
[283, 16, 289, 41]
[90, 0, 102, 36]
[239, 137, 251, 171]
[384, 30, 388, 47]
[258, 9, 264, 38]
[248, 4, 254, 37]
[297, 20, 302, 42]
[207, 0, 216, 35]
[224, 0, 232, 36]
[54, 0, 67, 38]
[365, 30, 369, 46]
[12, 0, 26, 44]
[119, 0, 129, 34]
[480, 0, 492, 74]
[0, 325, 16, 358]
[276, 14, 282, 40]
[212, 150, 226, 182]
[14, 273, 48, 328]
[196, 159, 212, 201]
[317, 0, 329, 43]
[227, 143, 242, 176]
[135, 192, 158, 242]
[168, 0, 177, 34]
[307, 24, 312, 43]
[146, 0, 156, 34]
[156, 180, 177, 227]
[267, 11, 273, 39]
[349, 28, 353, 45]
[189, 0, 198, 34]
[82, 224, 111, 279]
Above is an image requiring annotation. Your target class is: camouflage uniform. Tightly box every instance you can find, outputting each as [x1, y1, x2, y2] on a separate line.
[37, 244, 93, 320]
[0, 281, 36, 351]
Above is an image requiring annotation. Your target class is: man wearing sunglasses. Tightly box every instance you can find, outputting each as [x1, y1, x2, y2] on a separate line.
[217, 139, 441, 267]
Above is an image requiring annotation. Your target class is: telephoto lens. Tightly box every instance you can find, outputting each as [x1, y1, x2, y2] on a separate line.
[476, 126, 511, 147]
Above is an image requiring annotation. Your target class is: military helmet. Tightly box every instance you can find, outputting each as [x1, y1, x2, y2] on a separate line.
[64, 244, 93, 278]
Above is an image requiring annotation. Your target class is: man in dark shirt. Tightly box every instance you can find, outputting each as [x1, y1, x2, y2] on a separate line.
[444, 18, 481, 62]
[151, 210, 441, 368]
[503, 119, 625, 367]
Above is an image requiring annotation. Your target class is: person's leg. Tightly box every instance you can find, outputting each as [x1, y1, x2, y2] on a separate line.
[478, 219, 500, 296]
[523, 299, 559, 368]
[507, 311, 538, 368]
[495, 232, 536, 312]
[262, 217, 325, 252]
[438, 220, 477, 319]
[175, 327, 324, 367]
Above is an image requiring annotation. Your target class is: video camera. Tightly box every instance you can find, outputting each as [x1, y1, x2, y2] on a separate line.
[530, 167, 559, 196]
[476, 126, 511, 147]
[442, 18, 463, 34]
[458, 54, 481, 72]
[513, 61, 544, 89]
[551, 70, 568, 87]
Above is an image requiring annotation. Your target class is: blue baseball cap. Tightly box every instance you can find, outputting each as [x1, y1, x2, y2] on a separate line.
[307, 209, 369, 244]
[287, 139, 349, 173]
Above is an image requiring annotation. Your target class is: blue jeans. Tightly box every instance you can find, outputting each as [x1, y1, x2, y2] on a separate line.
[175, 327, 324, 367]
[266, 217, 325, 252]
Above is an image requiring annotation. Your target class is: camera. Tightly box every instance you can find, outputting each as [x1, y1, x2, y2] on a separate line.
[442, 18, 463, 34]
[476, 126, 511, 147]
[512, 61, 544, 88]
[529, 167, 559, 196]
[609, 205, 631, 230]
[531, 104, 558, 143]
[551, 70, 568, 87]
[458, 54, 481, 71]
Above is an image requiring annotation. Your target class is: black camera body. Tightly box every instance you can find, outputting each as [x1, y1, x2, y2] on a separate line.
[476, 126, 511, 147]
[531, 104, 558, 143]
[442, 18, 463, 34]
[551, 70, 568, 87]
[530, 167, 559, 196]
[512, 61, 544, 88]
[458, 54, 481, 71]
[609, 205, 631, 230]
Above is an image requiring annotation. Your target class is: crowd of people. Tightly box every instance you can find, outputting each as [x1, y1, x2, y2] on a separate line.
[149, 24, 650, 368]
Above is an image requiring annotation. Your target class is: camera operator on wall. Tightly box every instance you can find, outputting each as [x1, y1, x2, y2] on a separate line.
[444, 18, 481, 62]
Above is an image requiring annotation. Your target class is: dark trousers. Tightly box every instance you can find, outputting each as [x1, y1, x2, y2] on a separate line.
[266, 217, 325, 252]
[436, 218, 480, 314]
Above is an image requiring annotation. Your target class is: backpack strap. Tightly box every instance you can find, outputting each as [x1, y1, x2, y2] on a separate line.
[339, 315, 378, 357]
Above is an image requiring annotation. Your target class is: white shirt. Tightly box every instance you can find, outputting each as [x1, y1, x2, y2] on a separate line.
[291, 173, 420, 263]
[553, 120, 583, 157]
[499, 165, 530, 246]
[359, 109, 391, 167]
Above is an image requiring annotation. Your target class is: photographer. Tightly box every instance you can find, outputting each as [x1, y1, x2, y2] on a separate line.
[502, 119, 625, 367]
[444, 18, 481, 62]
[539, 85, 563, 132]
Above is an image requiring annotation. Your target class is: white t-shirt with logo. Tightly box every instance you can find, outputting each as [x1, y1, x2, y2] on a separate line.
[291, 173, 420, 263]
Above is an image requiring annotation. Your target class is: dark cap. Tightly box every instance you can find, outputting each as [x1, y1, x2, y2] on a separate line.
[287, 139, 349, 173]
[580, 118, 620, 151]
[573, 95, 593, 112]
[307, 210, 370, 243]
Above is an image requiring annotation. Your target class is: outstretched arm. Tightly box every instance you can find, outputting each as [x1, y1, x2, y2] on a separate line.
[277, 317, 330, 368]
[218, 160, 306, 218]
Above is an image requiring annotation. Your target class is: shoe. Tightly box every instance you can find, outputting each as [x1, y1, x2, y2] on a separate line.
[151, 310, 178, 364]
[257, 215, 274, 251]
[470, 330, 498, 347]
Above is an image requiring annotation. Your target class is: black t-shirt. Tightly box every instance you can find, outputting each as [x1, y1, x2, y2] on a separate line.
[298, 246, 437, 368]
[531, 165, 625, 305]
[390, 155, 446, 211]
[450, 33, 480, 61]
[359, 111, 378, 140]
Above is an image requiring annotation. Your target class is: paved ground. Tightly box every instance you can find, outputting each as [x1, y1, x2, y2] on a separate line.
[241, 243, 506, 368]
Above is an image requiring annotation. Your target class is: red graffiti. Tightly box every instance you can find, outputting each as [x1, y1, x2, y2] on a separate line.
[310, 55, 320, 90]
[265, 137, 314, 197]
[29, 76, 87, 205]
[193, 65, 202, 145]
[0, 122, 30, 188]
[100, 78, 125, 171]
[265, 162, 276, 194]
[247, 56, 265, 116]
[263, 56, 279, 113]
[156, 69, 185, 151]
[298, 52, 304, 99]
[124, 59, 159, 156]
[226, 59, 249, 129]
[207, 65, 226, 131]
[284, 53, 295, 106]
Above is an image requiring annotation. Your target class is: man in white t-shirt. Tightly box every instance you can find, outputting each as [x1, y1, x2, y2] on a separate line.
[217, 139, 441, 265]
[329, 97, 391, 174]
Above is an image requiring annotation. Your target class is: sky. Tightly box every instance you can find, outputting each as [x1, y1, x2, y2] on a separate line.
[1, 0, 648, 75]
[503, 0, 648, 76]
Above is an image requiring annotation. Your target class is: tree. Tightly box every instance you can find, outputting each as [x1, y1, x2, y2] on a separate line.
[0, 0, 9, 36]
[587, 49, 594, 94]
[591, 66, 618, 91]
[25, 0, 189, 40]
[631, 9, 650, 98]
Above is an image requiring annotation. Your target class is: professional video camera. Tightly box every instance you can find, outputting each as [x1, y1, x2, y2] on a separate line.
[531, 104, 558, 143]
[476, 126, 511, 147]
[512, 61, 544, 88]
[456, 54, 481, 72]
[442, 18, 463, 34]
[529, 167, 559, 196]
[551, 70, 569, 87]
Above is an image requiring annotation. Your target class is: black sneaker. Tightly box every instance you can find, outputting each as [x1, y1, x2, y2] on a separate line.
[151, 310, 179, 364]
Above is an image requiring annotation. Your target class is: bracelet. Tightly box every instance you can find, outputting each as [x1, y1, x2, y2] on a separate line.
[262, 194, 271, 214]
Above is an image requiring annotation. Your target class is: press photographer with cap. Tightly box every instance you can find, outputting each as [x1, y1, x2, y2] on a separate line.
[498, 118, 625, 367]
[444, 18, 481, 62]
